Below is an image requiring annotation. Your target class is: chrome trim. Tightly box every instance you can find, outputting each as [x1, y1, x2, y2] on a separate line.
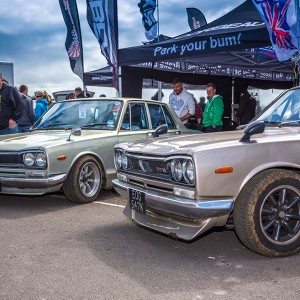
[112, 179, 234, 240]
[0, 174, 66, 189]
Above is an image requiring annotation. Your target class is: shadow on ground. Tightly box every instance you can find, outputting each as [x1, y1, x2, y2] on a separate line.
[78, 221, 300, 295]
[0, 193, 72, 220]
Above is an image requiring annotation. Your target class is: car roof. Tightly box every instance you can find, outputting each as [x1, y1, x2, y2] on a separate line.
[60, 97, 169, 104]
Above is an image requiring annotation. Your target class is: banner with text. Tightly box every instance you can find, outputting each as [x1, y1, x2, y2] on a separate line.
[59, 0, 84, 80]
[186, 8, 207, 31]
[86, 0, 119, 90]
[138, 0, 158, 41]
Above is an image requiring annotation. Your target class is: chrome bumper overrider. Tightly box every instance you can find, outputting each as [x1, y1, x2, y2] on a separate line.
[0, 174, 67, 189]
[112, 179, 234, 241]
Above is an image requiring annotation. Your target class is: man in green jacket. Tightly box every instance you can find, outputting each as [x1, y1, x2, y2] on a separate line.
[202, 83, 224, 132]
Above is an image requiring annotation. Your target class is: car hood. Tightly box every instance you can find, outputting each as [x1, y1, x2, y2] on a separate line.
[0, 130, 116, 151]
[121, 127, 298, 156]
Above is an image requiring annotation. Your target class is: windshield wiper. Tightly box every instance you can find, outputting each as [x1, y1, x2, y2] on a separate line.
[34, 123, 74, 130]
[278, 120, 300, 127]
[263, 120, 282, 125]
[82, 122, 110, 128]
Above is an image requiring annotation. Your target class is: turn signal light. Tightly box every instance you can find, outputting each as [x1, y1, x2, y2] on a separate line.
[215, 166, 233, 174]
[57, 155, 67, 161]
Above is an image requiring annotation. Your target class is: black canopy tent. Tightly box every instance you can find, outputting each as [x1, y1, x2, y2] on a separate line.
[117, 0, 294, 98]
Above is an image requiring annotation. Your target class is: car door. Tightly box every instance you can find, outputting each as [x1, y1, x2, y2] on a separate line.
[117, 102, 152, 143]
[147, 103, 182, 136]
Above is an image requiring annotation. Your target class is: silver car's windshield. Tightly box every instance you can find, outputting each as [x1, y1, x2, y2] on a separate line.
[32, 99, 123, 130]
[254, 89, 300, 126]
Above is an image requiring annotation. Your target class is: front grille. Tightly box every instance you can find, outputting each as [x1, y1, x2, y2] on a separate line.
[125, 153, 172, 182]
[0, 152, 24, 168]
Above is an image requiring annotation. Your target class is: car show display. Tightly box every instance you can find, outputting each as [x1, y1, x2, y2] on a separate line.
[113, 88, 300, 257]
[0, 98, 192, 203]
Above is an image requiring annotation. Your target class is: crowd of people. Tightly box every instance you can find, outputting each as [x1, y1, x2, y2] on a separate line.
[0, 71, 257, 136]
[168, 78, 257, 132]
[0, 74, 97, 135]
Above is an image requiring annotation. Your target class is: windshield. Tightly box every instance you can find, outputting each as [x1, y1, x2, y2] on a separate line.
[254, 89, 300, 125]
[33, 99, 123, 130]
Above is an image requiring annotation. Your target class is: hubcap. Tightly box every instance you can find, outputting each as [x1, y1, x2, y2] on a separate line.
[260, 185, 300, 245]
[78, 162, 101, 198]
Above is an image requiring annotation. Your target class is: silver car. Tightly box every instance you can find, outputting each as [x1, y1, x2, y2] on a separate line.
[113, 87, 300, 257]
[0, 98, 192, 203]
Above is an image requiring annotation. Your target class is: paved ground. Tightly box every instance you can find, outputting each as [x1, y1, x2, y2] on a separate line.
[0, 191, 299, 299]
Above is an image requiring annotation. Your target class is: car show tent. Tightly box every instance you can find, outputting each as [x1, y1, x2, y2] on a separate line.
[116, 0, 294, 97]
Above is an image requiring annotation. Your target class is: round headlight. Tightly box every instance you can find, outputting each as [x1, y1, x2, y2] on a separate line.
[24, 153, 35, 167]
[171, 159, 183, 181]
[115, 151, 123, 169]
[183, 160, 195, 184]
[36, 153, 47, 167]
[121, 152, 128, 170]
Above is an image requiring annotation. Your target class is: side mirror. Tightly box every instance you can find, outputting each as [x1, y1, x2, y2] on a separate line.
[67, 128, 82, 141]
[153, 124, 168, 137]
[239, 121, 265, 143]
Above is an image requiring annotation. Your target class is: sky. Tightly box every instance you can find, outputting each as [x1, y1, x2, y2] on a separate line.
[0, 0, 280, 103]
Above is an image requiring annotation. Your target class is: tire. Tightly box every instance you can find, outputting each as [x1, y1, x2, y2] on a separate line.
[234, 169, 300, 257]
[63, 155, 103, 203]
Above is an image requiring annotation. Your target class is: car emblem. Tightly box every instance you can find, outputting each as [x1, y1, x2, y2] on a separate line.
[139, 159, 150, 173]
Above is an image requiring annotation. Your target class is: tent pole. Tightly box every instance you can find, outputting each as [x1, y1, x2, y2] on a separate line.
[296, 0, 300, 86]
[118, 66, 122, 97]
[157, 0, 163, 100]
[231, 77, 235, 124]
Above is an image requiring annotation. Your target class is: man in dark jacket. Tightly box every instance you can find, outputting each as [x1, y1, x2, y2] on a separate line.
[17, 85, 35, 132]
[236, 89, 257, 125]
[0, 74, 23, 135]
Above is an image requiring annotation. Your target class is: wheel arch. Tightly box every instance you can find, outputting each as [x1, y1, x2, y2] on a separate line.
[235, 164, 300, 205]
[68, 151, 107, 188]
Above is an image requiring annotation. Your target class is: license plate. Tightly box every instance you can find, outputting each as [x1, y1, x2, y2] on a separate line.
[129, 189, 145, 214]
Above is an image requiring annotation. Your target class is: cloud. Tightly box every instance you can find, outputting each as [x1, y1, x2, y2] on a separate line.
[0, 0, 244, 96]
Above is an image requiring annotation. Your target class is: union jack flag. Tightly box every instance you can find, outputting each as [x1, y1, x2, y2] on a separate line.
[253, 0, 299, 61]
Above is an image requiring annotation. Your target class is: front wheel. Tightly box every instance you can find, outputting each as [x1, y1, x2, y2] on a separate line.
[234, 169, 300, 257]
[63, 155, 102, 203]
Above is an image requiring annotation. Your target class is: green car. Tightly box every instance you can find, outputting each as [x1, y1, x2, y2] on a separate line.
[0, 98, 193, 203]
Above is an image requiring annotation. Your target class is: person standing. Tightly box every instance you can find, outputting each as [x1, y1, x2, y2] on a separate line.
[235, 89, 256, 125]
[0, 74, 23, 135]
[202, 83, 224, 133]
[34, 91, 48, 121]
[17, 85, 35, 132]
[169, 78, 195, 127]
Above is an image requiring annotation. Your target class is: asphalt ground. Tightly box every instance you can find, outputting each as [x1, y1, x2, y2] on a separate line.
[0, 191, 299, 299]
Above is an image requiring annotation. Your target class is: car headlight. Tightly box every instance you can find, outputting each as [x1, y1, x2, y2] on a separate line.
[121, 152, 128, 170]
[115, 150, 123, 170]
[35, 153, 47, 167]
[115, 149, 128, 170]
[22, 151, 47, 168]
[24, 153, 35, 167]
[171, 159, 183, 181]
[183, 160, 195, 184]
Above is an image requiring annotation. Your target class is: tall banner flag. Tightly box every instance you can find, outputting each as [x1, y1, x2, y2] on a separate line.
[186, 8, 207, 31]
[59, 0, 84, 80]
[253, 0, 299, 62]
[138, 0, 158, 41]
[86, 0, 119, 90]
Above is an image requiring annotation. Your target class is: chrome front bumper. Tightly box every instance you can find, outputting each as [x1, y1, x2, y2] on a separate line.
[0, 173, 67, 189]
[113, 179, 234, 241]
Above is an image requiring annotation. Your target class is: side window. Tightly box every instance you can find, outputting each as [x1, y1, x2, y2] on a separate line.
[121, 103, 149, 131]
[162, 105, 176, 129]
[148, 104, 175, 129]
[121, 105, 130, 130]
[148, 104, 165, 129]
[130, 103, 149, 130]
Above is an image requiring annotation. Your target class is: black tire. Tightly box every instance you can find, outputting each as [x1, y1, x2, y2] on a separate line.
[234, 169, 300, 257]
[63, 155, 103, 203]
